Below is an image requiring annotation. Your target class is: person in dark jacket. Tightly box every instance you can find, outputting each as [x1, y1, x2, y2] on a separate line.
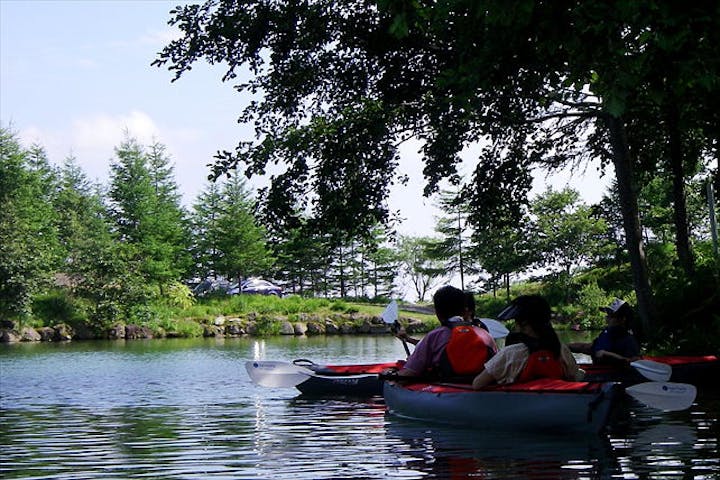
[568, 298, 641, 365]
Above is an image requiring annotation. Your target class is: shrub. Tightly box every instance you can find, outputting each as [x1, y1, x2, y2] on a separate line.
[32, 290, 88, 329]
[165, 282, 195, 310]
[575, 282, 611, 330]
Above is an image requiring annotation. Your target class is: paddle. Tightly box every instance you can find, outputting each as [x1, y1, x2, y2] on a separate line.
[477, 318, 510, 340]
[630, 359, 672, 382]
[625, 381, 697, 411]
[381, 300, 410, 356]
[245, 360, 314, 388]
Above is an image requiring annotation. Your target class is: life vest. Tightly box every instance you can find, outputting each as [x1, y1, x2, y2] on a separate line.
[517, 349, 565, 383]
[438, 319, 496, 377]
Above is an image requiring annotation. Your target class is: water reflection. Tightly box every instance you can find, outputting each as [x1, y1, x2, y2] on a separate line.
[384, 418, 615, 479]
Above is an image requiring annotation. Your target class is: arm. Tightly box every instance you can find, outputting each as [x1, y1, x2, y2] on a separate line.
[472, 369, 495, 390]
[594, 349, 641, 364]
[567, 342, 592, 355]
[397, 332, 420, 345]
[393, 327, 419, 345]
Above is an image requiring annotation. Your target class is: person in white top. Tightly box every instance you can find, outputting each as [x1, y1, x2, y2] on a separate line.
[472, 295, 582, 389]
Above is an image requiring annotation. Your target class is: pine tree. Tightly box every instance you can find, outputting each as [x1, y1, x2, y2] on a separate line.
[0, 129, 60, 317]
[108, 136, 190, 296]
[214, 175, 274, 285]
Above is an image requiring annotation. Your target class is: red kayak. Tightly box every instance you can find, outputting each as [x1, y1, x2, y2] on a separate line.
[581, 355, 718, 386]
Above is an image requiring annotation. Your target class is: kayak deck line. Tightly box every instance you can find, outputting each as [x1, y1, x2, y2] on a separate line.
[294, 359, 405, 375]
[400, 378, 606, 394]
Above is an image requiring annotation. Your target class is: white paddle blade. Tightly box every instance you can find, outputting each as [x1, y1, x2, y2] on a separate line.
[479, 318, 510, 339]
[625, 382, 697, 411]
[381, 300, 399, 324]
[631, 359, 672, 382]
[245, 361, 313, 388]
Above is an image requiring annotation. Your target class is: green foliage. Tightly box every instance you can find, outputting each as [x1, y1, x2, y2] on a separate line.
[165, 282, 195, 310]
[108, 136, 191, 295]
[252, 315, 282, 336]
[0, 128, 61, 317]
[531, 187, 609, 278]
[574, 282, 611, 330]
[397, 235, 446, 302]
[149, 315, 204, 338]
[31, 290, 88, 328]
[213, 176, 274, 282]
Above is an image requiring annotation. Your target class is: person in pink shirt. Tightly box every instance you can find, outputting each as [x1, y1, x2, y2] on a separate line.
[394, 286, 496, 378]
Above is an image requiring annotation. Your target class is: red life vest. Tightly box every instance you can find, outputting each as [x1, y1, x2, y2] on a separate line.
[517, 349, 565, 383]
[439, 322, 496, 377]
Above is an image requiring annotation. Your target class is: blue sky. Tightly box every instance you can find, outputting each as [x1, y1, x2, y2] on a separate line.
[1, 0, 609, 238]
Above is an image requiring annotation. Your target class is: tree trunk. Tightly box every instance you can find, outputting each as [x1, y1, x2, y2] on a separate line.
[605, 115, 657, 340]
[458, 210, 465, 290]
[666, 103, 695, 276]
[338, 245, 346, 298]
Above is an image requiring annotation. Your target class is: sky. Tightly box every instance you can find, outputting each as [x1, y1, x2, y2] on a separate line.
[1, 0, 611, 239]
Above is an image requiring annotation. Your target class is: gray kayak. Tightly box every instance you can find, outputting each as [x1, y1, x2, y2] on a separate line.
[383, 378, 621, 434]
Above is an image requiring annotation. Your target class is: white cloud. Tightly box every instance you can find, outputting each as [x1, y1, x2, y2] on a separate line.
[72, 110, 161, 150]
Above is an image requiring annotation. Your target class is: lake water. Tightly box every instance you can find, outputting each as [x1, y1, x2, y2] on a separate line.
[1, 335, 718, 479]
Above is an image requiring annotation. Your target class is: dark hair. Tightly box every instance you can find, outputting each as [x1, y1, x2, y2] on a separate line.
[504, 295, 561, 356]
[464, 292, 476, 317]
[433, 286, 466, 325]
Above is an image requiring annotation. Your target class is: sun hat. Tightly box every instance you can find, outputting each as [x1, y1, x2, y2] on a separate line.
[600, 298, 630, 315]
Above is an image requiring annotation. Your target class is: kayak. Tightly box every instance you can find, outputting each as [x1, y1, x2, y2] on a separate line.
[245, 359, 405, 395]
[581, 355, 719, 386]
[383, 378, 621, 434]
[293, 359, 404, 396]
[247, 354, 716, 396]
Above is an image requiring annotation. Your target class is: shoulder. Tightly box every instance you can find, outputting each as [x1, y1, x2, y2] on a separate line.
[426, 326, 450, 339]
[492, 343, 528, 361]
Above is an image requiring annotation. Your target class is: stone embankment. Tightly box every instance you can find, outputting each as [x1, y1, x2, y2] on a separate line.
[0, 312, 430, 343]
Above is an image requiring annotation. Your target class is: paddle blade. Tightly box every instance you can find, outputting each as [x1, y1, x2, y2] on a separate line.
[245, 361, 313, 388]
[479, 318, 510, 339]
[381, 300, 399, 324]
[625, 382, 697, 411]
[631, 360, 672, 382]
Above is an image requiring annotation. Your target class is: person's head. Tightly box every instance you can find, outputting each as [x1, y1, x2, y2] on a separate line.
[463, 292, 476, 321]
[433, 286, 466, 325]
[600, 298, 634, 327]
[497, 295, 560, 355]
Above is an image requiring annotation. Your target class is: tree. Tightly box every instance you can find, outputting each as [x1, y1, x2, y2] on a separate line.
[397, 235, 445, 302]
[531, 188, 609, 277]
[154, 1, 720, 335]
[53, 156, 133, 328]
[214, 175, 274, 284]
[428, 187, 472, 290]
[190, 181, 223, 280]
[108, 136, 191, 295]
[0, 129, 60, 317]
[471, 218, 535, 301]
[530, 187, 609, 301]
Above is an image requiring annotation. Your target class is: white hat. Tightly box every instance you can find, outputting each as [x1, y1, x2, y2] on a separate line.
[600, 298, 628, 314]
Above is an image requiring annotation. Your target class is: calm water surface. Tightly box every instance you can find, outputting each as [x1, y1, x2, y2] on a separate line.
[1, 335, 718, 479]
